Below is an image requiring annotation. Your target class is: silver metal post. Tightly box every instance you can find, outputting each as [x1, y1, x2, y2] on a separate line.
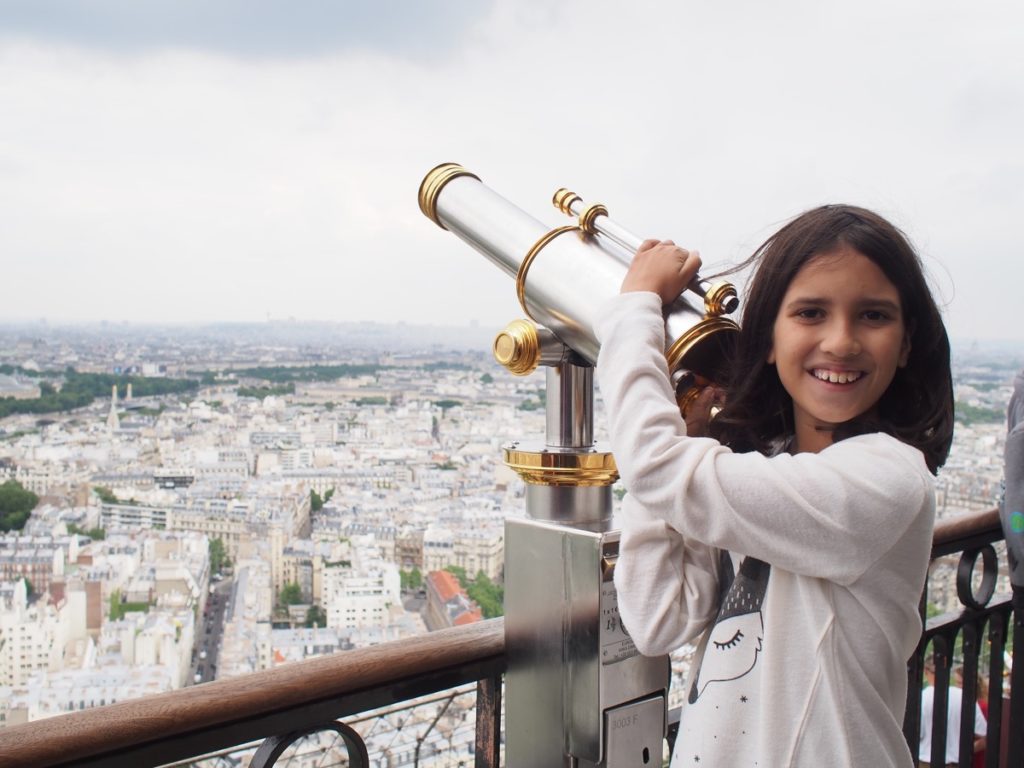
[546, 363, 593, 449]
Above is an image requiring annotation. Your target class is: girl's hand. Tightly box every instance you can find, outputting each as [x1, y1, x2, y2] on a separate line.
[683, 385, 725, 438]
[621, 239, 702, 305]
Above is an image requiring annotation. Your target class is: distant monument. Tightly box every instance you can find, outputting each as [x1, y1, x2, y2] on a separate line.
[106, 385, 119, 430]
[126, 382, 133, 401]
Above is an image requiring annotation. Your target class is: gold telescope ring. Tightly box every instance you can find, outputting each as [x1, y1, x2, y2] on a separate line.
[703, 281, 739, 316]
[578, 203, 609, 235]
[516, 225, 581, 318]
[552, 188, 582, 216]
[503, 446, 619, 487]
[418, 162, 480, 230]
[665, 315, 740, 374]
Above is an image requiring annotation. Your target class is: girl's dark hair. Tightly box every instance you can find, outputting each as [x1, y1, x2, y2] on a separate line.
[708, 204, 953, 474]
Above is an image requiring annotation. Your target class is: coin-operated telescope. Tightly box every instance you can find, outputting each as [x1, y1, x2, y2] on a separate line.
[418, 163, 739, 768]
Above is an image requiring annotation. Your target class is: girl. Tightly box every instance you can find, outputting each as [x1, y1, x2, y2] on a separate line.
[595, 205, 953, 767]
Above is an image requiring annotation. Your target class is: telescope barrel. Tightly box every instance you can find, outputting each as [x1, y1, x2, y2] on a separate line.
[552, 189, 740, 314]
[419, 163, 738, 382]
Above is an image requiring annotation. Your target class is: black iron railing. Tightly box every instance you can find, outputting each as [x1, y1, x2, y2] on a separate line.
[0, 510, 1020, 768]
[904, 508, 1023, 768]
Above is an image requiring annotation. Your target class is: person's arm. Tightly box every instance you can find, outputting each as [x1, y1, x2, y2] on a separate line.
[613, 493, 721, 655]
[610, 239, 724, 654]
[596, 292, 933, 586]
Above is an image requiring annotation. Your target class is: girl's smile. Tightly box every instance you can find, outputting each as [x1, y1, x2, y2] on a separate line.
[768, 245, 910, 454]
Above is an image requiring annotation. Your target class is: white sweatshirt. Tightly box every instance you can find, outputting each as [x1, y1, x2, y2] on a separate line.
[595, 292, 935, 768]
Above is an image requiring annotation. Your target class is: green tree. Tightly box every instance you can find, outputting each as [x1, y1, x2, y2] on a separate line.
[68, 523, 105, 540]
[466, 571, 504, 619]
[109, 589, 151, 620]
[279, 582, 303, 607]
[305, 605, 327, 628]
[93, 486, 118, 504]
[954, 401, 1005, 425]
[0, 369, 199, 419]
[234, 363, 385, 383]
[237, 383, 295, 398]
[480, 373, 494, 384]
[310, 487, 334, 513]
[401, 567, 423, 591]
[0, 479, 39, 532]
[354, 396, 388, 406]
[444, 565, 468, 588]
[209, 538, 228, 574]
[440, 567, 505, 618]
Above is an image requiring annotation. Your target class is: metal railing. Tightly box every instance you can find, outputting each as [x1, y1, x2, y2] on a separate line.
[903, 508, 1023, 768]
[0, 510, 1020, 768]
[0, 619, 504, 768]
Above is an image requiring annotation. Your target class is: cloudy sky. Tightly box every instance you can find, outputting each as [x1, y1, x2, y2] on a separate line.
[0, 0, 1020, 342]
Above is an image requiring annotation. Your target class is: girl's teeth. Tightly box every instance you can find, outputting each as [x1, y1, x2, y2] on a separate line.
[814, 369, 862, 384]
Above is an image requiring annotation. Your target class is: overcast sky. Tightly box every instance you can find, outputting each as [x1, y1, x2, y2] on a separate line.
[0, 0, 1020, 342]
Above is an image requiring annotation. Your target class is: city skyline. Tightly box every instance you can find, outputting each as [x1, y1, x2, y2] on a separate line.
[1, 1, 1022, 343]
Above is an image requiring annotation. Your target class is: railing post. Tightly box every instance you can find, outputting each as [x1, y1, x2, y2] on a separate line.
[984, 613, 1006, 768]
[475, 673, 503, 768]
[1008, 587, 1024, 768]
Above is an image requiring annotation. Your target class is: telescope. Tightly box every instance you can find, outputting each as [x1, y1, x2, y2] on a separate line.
[419, 162, 739, 396]
[418, 163, 741, 767]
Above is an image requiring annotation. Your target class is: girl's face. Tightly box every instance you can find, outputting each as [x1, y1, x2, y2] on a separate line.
[767, 244, 910, 454]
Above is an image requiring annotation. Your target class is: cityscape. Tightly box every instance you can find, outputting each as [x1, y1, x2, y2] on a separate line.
[0, 320, 1019, 766]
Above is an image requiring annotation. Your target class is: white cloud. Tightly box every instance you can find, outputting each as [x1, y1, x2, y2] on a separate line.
[0, 0, 1020, 341]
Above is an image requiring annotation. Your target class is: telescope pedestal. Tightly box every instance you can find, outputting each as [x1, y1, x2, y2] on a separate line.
[503, 362, 669, 767]
[505, 516, 669, 767]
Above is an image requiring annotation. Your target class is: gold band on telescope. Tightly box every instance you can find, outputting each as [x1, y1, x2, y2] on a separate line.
[503, 447, 619, 486]
[418, 163, 480, 230]
[703, 282, 739, 317]
[516, 225, 581, 319]
[552, 188, 582, 215]
[665, 316, 741, 374]
[578, 203, 609, 235]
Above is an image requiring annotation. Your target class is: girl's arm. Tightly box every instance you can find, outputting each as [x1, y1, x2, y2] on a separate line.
[597, 292, 933, 586]
[614, 493, 722, 655]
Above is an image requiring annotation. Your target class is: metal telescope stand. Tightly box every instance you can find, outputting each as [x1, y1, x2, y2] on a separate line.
[498, 339, 670, 768]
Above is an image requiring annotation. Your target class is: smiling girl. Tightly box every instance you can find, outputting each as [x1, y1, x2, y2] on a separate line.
[595, 205, 953, 767]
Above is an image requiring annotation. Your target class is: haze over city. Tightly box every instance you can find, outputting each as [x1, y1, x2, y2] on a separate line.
[0, 0, 1021, 343]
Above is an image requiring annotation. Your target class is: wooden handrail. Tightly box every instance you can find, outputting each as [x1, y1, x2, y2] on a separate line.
[931, 507, 1001, 555]
[0, 618, 504, 768]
